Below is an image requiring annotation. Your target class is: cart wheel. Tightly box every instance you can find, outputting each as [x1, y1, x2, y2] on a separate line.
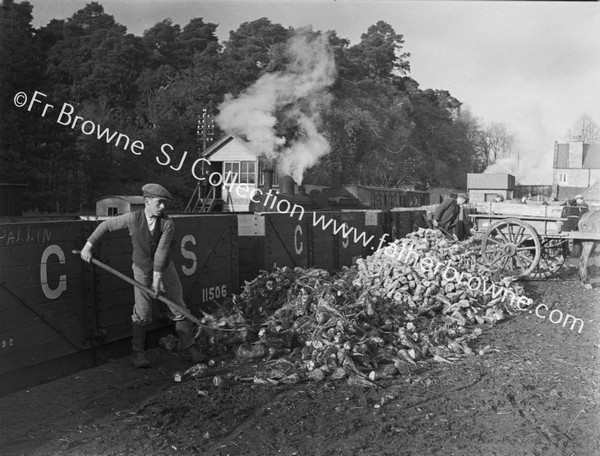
[529, 238, 567, 279]
[481, 218, 541, 278]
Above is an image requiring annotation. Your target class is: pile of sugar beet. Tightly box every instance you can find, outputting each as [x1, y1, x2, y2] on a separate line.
[183, 228, 528, 386]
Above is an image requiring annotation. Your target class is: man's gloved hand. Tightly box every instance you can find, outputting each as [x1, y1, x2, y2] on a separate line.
[432, 219, 439, 227]
[152, 275, 165, 298]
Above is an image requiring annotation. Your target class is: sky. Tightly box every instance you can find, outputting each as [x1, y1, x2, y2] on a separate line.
[24, 0, 600, 185]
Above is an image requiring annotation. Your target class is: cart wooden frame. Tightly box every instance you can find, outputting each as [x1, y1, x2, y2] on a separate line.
[469, 213, 599, 279]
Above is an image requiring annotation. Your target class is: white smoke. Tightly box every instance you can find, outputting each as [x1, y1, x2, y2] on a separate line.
[484, 156, 517, 176]
[483, 134, 552, 185]
[216, 31, 336, 184]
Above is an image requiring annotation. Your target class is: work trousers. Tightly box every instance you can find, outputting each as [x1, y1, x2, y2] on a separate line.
[131, 261, 190, 326]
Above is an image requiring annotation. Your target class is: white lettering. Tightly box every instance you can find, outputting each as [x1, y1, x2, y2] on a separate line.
[40, 245, 67, 300]
[562, 314, 584, 334]
[27, 90, 46, 111]
[209, 172, 223, 187]
[549, 309, 563, 325]
[56, 102, 74, 126]
[130, 140, 144, 155]
[180, 235, 197, 276]
[250, 188, 263, 203]
[277, 198, 291, 214]
[294, 225, 303, 255]
[81, 120, 95, 135]
[157, 143, 173, 166]
[535, 304, 548, 319]
[191, 158, 211, 180]
[236, 183, 250, 199]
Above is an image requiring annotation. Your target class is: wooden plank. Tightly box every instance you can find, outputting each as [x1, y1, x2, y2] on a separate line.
[0, 242, 83, 268]
[0, 221, 85, 248]
[0, 277, 86, 308]
[265, 214, 310, 269]
[239, 236, 265, 286]
[0, 307, 38, 332]
[538, 232, 600, 241]
[0, 324, 77, 375]
[0, 290, 87, 343]
[0, 305, 86, 342]
[0, 259, 83, 290]
[475, 202, 564, 218]
[336, 212, 365, 267]
[98, 304, 134, 328]
[310, 212, 336, 270]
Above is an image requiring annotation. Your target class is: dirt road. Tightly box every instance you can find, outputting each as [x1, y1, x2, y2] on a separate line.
[1, 267, 599, 456]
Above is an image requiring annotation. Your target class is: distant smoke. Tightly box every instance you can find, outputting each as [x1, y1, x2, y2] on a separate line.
[484, 156, 517, 176]
[216, 31, 336, 184]
[483, 133, 553, 185]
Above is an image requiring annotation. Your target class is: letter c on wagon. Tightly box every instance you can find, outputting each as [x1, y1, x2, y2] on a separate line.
[40, 245, 67, 300]
[294, 225, 303, 255]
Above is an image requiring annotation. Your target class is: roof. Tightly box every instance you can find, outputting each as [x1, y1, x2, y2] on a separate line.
[555, 144, 569, 168]
[201, 135, 235, 158]
[583, 144, 600, 168]
[554, 141, 600, 169]
[95, 195, 145, 204]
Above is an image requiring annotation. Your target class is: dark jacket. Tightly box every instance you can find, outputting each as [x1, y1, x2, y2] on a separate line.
[434, 198, 460, 231]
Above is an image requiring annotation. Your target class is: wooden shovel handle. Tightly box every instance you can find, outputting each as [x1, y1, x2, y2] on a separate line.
[72, 249, 202, 326]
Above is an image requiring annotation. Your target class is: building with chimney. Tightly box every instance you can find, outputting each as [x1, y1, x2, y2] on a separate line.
[200, 135, 280, 212]
[552, 137, 600, 200]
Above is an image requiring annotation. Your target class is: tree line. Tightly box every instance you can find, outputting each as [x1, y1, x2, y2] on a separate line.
[2, 0, 515, 212]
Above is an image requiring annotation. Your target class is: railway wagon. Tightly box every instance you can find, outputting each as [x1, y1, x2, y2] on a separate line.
[0, 214, 238, 396]
[1, 207, 428, 396]
[320, 185, 430, 209]
[237, 211, 377, 286]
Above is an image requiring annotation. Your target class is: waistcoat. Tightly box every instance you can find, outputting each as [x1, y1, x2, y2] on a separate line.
[131, 210, 162, 274]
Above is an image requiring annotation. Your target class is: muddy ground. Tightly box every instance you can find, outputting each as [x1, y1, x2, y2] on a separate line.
[1, 264, 599, 456]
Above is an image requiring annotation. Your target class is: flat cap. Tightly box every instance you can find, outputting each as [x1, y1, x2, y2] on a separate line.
[574, 194, 584, 199]
[142, 183, 172, 201]
[457, 192, 468, 200]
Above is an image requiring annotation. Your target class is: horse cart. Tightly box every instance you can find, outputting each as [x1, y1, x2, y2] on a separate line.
[469, 202, 599, 279]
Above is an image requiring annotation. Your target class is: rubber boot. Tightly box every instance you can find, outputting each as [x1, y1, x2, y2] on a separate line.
[175, 320, 207, 363]
[131, 323, 149, 368]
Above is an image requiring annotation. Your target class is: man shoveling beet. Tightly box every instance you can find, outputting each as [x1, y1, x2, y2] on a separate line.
[80, 183, 205, 368]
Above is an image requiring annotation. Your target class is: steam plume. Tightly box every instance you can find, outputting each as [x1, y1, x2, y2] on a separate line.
[216, 31, 336, 184]
[484, 156, 517, 176]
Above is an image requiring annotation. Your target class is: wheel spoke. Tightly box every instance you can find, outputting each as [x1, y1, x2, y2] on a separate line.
[489, 254, 507, 266]
[517, 252, 534, 266]
[499, 256, 510, 271]
[513, 226, 525, 245]
[514, 254, 528, 272]
[516, 246, 537, 251]
[486, 237, 504, 246]
[507, 223, 514, 242]
[494, 226, 511, 244]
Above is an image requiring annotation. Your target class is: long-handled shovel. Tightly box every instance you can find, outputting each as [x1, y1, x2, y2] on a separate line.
[72, 249, 205, 328]
[436, 224, 459, 241]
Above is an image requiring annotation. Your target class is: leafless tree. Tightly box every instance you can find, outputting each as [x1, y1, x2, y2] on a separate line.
[482, 122, 515, 165]
[568, 114, 600, 143]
